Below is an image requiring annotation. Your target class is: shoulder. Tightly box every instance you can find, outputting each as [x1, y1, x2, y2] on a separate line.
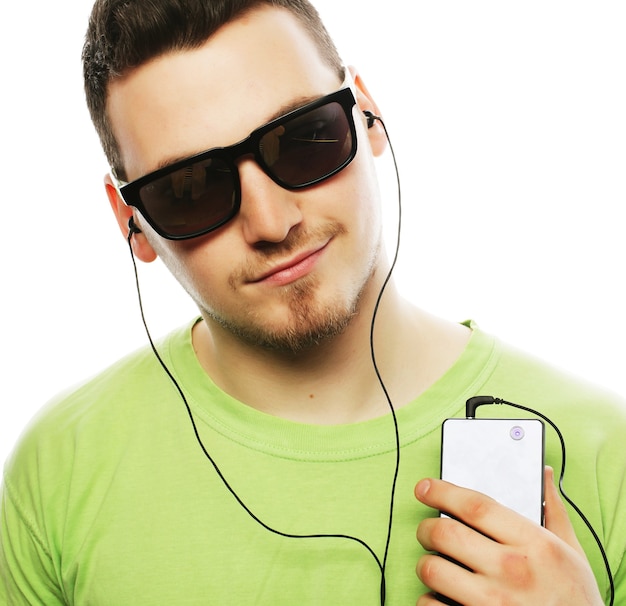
[490, 335, 625, 416]
[3, 322, 195, 481]
[478, 332, 626, 470]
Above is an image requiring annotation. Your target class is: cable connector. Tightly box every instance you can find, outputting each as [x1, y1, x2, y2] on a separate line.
[465, 395, 505, 418]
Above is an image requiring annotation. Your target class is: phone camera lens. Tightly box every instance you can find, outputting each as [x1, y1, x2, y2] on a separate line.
[510, 426, 525, 441]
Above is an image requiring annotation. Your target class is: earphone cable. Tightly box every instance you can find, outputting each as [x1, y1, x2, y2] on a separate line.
[496, 398, 615, 606]
[367, 113, 403, 604]
[126, 230, 385, 574]
[125, 110, 403, 606]
[468, 396, 615, 606]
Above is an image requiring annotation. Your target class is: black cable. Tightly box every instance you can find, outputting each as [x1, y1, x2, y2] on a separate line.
[127, 229, 383, 570]
[124, 111, 404, 605]
[368, 113, 402, 604]
[466, 396, 615, 606]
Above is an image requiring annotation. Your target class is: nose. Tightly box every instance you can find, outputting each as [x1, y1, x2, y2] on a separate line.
[236, 158, 303, 246]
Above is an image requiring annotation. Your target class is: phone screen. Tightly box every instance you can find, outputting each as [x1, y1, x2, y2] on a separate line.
[440, 418, 545, 524]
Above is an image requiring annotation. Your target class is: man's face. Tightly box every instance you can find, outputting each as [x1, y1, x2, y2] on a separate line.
[106, 6, 386, 353]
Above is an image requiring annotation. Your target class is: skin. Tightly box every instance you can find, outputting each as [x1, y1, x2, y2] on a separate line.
[415, 468, 604, 605]
[105, 5, 470, 424]
[103, 5, 604, 603]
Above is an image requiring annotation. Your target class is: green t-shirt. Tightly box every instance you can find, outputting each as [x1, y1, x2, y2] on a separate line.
[1, 320, 625, 604]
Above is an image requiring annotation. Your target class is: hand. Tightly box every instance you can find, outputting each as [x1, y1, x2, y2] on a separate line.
[414, 467, 603, 605]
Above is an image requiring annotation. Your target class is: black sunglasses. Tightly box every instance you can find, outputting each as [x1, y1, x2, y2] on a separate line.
[116, 87, 358, 240]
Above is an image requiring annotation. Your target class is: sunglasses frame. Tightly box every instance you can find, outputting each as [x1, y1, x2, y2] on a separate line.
[115, 86, 358, 240]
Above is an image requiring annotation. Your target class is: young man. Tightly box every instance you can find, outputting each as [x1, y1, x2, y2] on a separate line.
[1, 1, 624, 604]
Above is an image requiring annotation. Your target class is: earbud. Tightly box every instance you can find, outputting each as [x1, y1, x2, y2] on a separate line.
[363, 110, 379, 129]
[128, 217, 142, 236]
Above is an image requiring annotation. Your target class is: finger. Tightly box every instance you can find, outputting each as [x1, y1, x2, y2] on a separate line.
[416, 591, 460, 606]
[415, 478, 540, 546]
[417, 516, 495, 575]
[416, 593, 447, 606]
[543, 466, 586, 557]
[416, 553, 482, 606]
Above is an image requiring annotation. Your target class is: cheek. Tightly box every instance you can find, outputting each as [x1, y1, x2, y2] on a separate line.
[343, 154, 384, 244]
[143, 232, 225, 304]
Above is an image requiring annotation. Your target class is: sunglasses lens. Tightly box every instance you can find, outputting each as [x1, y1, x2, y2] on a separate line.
[259, 100, 354, 187]
[138, 157, 237, 238]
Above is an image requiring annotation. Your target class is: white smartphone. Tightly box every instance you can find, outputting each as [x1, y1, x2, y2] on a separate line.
[440, 417, 545, 524]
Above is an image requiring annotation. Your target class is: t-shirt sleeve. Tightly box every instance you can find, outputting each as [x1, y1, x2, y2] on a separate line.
[0, 477, 66, 605]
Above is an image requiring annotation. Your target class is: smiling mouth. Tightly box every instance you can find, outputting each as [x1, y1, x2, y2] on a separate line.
[250, 241, 331, 286]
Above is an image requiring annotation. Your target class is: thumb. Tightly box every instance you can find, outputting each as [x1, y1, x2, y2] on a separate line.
[543, 466, 586, 557]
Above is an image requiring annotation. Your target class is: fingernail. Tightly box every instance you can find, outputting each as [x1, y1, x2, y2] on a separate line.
[416, 479, 431, 499]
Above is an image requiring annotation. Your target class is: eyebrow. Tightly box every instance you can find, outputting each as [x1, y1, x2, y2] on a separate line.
[152, 92, 323, 173]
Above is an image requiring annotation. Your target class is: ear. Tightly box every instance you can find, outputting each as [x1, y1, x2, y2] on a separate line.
[104, 174, 158, 263]
[348, 66, 387, 157]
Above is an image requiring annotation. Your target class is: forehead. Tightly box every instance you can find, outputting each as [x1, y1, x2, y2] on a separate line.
[107, 5, 342, 181]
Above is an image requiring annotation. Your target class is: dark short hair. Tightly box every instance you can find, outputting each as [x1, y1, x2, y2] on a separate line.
[82, 0, 344, 180]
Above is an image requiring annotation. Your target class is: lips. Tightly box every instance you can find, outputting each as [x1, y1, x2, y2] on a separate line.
[250, 241, 330, 286]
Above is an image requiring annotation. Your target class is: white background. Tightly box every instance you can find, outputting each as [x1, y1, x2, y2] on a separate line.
[1, 1, 625, 464]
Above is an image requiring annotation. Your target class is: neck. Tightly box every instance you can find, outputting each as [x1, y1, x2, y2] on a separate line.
[192, 278, 471, 425]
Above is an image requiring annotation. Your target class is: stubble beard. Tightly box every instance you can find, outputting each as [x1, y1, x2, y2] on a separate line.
[206, 276, 360, 353]
[202, 225, 380, 355]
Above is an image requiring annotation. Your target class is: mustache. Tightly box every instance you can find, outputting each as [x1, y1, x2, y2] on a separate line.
[231, 222, 346, 284]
